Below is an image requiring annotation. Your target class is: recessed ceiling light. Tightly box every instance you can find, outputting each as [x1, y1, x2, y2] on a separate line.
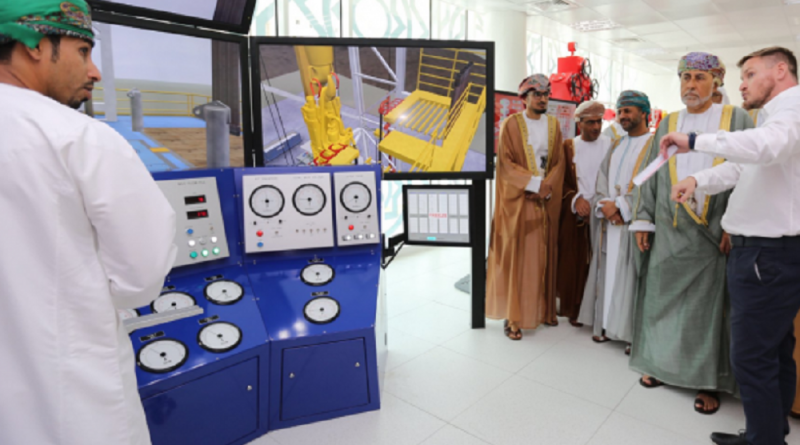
[784, 0, 800, 5]
[571, 19, 621, 32]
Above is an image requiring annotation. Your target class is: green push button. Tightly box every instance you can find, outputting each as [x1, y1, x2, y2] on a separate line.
[201, 249, 209, 257]
[212, 247, 220, 256]
[190, 251, 198, 259]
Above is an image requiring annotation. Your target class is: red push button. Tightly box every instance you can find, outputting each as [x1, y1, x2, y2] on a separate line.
[257, 230, 264, 237]
[348, 225, 354, 231]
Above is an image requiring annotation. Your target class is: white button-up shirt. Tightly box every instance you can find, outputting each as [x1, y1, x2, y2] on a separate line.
[693, 85, 800, 238]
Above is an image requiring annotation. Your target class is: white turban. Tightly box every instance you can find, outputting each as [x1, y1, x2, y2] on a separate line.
[574, 101, 605, 122]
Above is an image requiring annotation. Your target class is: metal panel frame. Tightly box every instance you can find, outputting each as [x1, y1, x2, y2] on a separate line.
[89, 0, 258, 34]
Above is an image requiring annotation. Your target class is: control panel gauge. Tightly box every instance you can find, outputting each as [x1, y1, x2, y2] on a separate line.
[197, 322, 242, 353]
[151, 292, 196, 314]
[204, 280, 244, 305]
[137, 338, 189, 374]
[340, 182, 372, 213]
[300, 264, 335, 286]
[304, 297, 340, 324]
[293, 184, 327, 216]
[250, 185, 285, 218]
[118, 308, 140, 321]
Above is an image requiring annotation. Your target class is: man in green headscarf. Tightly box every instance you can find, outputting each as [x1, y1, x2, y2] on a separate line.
[0, 0, 98, 108]
[0, 2, 178, 445]
[629, 52, 754, 415]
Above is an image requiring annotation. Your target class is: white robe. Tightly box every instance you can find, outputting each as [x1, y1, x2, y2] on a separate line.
[571, 135, 612, 213]
[596, 134, 650, 327]
[0, 84, 177, 445]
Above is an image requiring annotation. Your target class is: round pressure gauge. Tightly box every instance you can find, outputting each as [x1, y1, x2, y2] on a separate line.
[250, 185, 285, 218]
[117, 308, 140, 321]
[340, 181, 372, 213]
[304, 297, 340, 324]
[137, 338, 189, 374]
[204, 280, 244, 306]
[151, 292, 196, 314]
[300, 264, 335, 286]
[198, 322, 242, 353]
[293, 184, 327, 216]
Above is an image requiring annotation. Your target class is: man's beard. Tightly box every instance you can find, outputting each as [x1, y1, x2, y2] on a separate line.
[745, 80, 775, 110]
[532, 107, 546, 114]
[681, 90, 713, 108]
[621, 118, 640, 132]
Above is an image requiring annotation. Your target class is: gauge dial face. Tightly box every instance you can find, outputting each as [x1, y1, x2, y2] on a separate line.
[117, 308, 140, 321]
[137, 339, 189, 374]
[293, 184, 327, 216]
[304, 297, 340, 324]
[301, 264, 335, 286]
[250, 185, 285, 218]
[340, 182, 372, 213]
[151, 292, 196, 314]
[198, 322, 242, 353]
[204, 280, 244, 305]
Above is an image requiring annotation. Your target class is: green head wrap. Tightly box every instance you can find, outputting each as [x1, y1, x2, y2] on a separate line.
[0, 1, 94, 49]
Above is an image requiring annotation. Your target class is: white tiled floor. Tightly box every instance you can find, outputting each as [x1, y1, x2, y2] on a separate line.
[250, 246, 800, 445]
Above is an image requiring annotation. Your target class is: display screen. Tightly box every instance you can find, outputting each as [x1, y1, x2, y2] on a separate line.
[184, 195, 207, 205]
[258, 43, 491, 177]
[187, 210, 209, 220]
[90, 22, 246, 172]
[403, 186, 471, 246]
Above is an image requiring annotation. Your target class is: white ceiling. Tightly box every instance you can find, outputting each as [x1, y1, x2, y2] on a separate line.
[458, 0, 800, 77]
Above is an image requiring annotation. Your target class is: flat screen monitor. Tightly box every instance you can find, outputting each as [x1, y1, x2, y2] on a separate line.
[494, 91, 578, 152]
[253, 38, 495, 180]
[402, 185, 471, 246]
[89, 0, 256, 33]
[89, 20, 250, 172]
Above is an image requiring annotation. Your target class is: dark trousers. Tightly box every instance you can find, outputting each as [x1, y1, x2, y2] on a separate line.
[728, 242, 800, 445]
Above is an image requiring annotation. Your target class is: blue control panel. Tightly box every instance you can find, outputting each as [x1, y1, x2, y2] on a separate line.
[127, 165, 383, 445]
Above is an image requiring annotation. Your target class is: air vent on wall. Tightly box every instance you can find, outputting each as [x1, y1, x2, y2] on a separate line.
[610, 37, 649, 45]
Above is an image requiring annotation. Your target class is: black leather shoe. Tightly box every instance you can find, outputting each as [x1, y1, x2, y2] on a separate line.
[710, 431, 747, 445]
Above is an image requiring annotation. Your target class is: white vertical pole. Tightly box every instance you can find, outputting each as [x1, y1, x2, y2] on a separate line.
[96, 23, 118, 122]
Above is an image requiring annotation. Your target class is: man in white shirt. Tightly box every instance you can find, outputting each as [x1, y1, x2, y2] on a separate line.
[666, 46, 800, 445]
[557, 101, 611, 326]
[578, 91, 653, 346]
[0, 2, 177, 445]
[487, 74, 566, 339]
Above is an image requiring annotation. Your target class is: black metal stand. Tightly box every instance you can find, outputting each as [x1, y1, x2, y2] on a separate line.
[470, 179, 486, 328]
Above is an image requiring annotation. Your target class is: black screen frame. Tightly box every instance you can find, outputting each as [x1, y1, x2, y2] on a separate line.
[92, 11, 256, 168]
[89, 0, 258, 34]
[401, 184, 473, 248]
[250, 36, 495, 181]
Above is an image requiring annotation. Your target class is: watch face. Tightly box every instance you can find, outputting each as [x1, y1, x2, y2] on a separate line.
[204, 280, 244, 305]
[340, 182, 372, 213]
[250, 185, 285, 218]
[303, 297, 340, 324]
[197, 322, 242, 353]
[137, 339, 189, 374]
[151, 292, 196, 314]
[293, 184, 327, 216]
[300, 263, 335, 286]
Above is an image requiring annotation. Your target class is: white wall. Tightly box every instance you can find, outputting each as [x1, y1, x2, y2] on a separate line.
[483, 10, 527, 91]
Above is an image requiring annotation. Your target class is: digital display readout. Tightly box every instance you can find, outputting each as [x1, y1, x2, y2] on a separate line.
[187, 209, 209, 220]
[184, 195, 207, 205]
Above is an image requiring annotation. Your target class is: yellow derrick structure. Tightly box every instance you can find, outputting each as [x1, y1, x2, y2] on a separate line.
[379, 48, 487, 172]
[295, 46, 359, 166]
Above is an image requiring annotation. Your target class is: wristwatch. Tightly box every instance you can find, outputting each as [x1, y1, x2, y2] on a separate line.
[688, 132, 697, 150]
